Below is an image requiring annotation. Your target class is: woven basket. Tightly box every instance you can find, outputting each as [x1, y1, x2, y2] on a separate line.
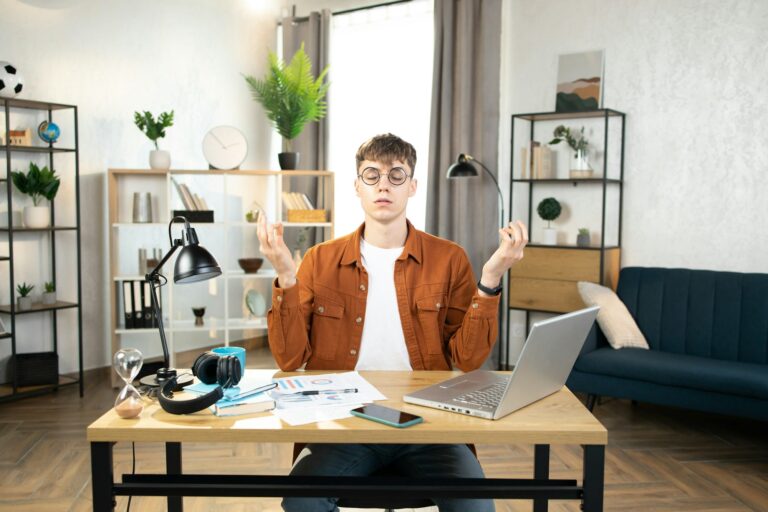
[286, 209, 327, 223]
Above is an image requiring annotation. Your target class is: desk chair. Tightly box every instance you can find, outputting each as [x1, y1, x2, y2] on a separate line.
[291, 444, 480, 511]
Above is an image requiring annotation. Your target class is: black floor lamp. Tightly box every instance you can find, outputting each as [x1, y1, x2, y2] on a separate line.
[446, 153, 510, 370]
[138, 216, 222, 389]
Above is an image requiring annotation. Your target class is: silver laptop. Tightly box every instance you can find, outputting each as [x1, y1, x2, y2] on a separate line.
[403, 306, 599, 420]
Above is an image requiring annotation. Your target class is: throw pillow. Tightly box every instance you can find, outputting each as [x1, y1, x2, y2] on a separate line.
[577, 281, 649, 350]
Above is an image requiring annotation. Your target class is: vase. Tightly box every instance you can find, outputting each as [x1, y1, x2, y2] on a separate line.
[542, 227, 558, 246]
[149, 150, 171, 170]
[132, 192, 153, 223]
[42, 292, 56, 305]
[23, 205, 50, 228]
[569, 148, 593, 179]
[18, 296, 33, 310]
[278, 152, 300, 170]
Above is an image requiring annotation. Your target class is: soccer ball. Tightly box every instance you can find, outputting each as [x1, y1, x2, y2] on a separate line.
[0, 62, 24, 98]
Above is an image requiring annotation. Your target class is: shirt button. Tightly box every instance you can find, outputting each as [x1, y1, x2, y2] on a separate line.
[356, 316, 362, 323]
[317, 306, 325, 313]
[472, 303, 479, 309]
[350, 349, 357, 355]
[277, 296, 282, 302]
[360, 284, 366, 291]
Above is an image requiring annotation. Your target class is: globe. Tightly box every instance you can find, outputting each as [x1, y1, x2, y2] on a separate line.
[38, 121, 61, 143]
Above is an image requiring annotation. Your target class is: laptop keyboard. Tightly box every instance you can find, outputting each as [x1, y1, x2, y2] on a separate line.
[455, 377, 510, 408]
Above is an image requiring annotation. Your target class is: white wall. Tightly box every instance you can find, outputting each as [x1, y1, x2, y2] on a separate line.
[0, 0, 281, 375]
[500, 0, 768, 361]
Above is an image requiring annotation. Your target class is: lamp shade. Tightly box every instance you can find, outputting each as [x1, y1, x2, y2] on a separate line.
[446, 154, 479, 178]
[174, 243, 222, 284]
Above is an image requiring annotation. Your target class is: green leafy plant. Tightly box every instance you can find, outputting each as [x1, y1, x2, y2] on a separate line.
[244, 42, 330, 151]
[134, 110, 175, 150]
[578, 227, 590, 236]
[44, 281, 55, 293]
[16, 282, 34, 297]
[11, 163, 61, 206]
[549, 125, 589, 153]
[537, 197, 562, 228]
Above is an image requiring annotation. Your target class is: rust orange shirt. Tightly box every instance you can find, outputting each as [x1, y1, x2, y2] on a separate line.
[268, 221, 500, 371]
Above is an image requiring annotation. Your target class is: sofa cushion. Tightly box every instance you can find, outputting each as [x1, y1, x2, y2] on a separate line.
[574, 347, 768, 400]
[578, 281, 649, 350]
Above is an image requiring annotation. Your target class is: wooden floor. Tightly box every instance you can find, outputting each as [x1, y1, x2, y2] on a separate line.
[1, 346, 766, 512]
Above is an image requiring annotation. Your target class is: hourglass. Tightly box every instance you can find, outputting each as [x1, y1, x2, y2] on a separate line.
[113, 348, 145, 419]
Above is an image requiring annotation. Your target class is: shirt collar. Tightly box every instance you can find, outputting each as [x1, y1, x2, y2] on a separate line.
[340, 219, 423, 267]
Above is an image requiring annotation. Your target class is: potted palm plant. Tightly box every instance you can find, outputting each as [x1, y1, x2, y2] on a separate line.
[244, 43, 329, 170]
[11, 162, 60, 228]
[134, 110, 174, 169]
[17, 282, 34, 310]
[537, 197, 562, 245]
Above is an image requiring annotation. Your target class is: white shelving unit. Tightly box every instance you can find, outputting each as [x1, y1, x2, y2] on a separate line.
[107, 169, 334, 384]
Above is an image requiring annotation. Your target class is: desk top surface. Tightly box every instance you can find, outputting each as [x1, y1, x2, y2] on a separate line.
[88, 371, 607, 445]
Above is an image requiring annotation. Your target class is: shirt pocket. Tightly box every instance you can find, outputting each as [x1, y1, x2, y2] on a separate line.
[416, 295, 448, 355]
[310, 297, 345, 360]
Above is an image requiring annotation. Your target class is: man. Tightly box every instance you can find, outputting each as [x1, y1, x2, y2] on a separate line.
[258, 133, 527, 512]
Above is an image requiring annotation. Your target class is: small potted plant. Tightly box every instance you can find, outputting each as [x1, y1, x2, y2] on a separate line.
[16, 282, 34, 310]
[549, 125, 592, 178]
[244, 43, 329, 170]
[577, 228, 591, 247]
[537, 197, 562, 245]
[42, 281, 56, 305]
[134, 110, 175, 170]
[11, 162, 60, 228]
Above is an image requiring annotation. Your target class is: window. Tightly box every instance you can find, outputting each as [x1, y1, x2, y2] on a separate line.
[328, 0, 434, 236]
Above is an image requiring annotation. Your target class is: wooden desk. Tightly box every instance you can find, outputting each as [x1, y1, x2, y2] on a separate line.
[88, 371, 607, 511]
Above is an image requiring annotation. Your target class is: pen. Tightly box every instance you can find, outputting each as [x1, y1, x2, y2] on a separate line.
[288, 388, 358, 396]
[222, 382, 278, 401]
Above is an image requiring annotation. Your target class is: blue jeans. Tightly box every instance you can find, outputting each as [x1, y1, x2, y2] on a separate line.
[282, 443, 495, 512]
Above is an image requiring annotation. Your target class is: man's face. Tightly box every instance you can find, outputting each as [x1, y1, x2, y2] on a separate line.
[354, 159, 417, 225]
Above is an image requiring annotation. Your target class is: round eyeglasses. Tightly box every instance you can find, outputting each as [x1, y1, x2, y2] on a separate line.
[357, 166, 411, 186]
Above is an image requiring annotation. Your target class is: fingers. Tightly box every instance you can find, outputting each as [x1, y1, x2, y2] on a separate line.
[257, 216, 270, 250]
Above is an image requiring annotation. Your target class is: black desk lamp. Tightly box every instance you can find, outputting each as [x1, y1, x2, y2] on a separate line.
[138, 216, 222, 389]
[446, 153, 510, 369]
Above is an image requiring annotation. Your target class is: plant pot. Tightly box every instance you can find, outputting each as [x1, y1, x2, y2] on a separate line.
[576, 233, 591, 247]
[542, 227, 558, 246]
[149, 150, 171, 170]
[569, 148, 593, 179]
[278, 152, 300, 170]
[23, 205, 50, 228]
[42, 292, 56, 305]
[17, 296, 33, 310]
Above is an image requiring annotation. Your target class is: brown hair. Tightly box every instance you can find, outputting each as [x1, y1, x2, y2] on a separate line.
[355, 133, 417, 175]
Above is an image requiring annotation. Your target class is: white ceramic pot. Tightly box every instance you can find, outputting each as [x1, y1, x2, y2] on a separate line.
[149, 150, 171, 170]
[18, 296, 33, 310]
[542, 227, 558, 245]
[42, 292, 56, 305]
[23, 206, 50, 228]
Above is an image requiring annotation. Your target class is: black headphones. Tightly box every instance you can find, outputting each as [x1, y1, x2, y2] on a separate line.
[158, 352, 242, 415]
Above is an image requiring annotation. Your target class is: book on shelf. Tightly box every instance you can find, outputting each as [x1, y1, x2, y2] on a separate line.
[118, 279, 160, 329]
[122, 281, 133, 329]
[282, 191, 315, 211]
[132, 281, 143, 327]
[520, 142, 553, 179]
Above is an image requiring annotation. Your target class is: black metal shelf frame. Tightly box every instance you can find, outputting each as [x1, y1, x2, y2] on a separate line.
[1, 97, 84, 399]
[502, 109, 626, 370]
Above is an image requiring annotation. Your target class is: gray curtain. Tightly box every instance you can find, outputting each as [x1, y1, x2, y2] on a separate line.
[281, 10, 331, 246]
[426, 0, 503, 368]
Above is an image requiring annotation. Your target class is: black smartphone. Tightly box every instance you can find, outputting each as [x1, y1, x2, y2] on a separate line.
[350, 404, 424, 428]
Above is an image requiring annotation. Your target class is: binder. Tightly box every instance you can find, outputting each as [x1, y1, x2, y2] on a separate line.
[122, 281, 134, 329]
[132, 281, 143, 328]
[142, 281, 153, 328]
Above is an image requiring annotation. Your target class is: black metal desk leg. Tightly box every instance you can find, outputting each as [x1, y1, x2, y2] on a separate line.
[166, 442, 183, 512]
[582, 445, 605, 512]
[533, 444, 550, 512]
[91, 442, 115, 512]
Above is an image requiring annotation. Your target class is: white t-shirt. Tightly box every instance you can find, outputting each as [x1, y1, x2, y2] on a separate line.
[354, 238, 413, 371]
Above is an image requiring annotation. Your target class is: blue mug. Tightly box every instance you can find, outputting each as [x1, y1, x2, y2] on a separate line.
[212, 346, 246, 373]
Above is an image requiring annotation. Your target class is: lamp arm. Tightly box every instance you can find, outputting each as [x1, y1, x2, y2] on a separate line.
[468, 156, 506, 227]
[145, 232, 182, 370]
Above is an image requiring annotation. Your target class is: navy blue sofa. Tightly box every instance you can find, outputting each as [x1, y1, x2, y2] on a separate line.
[566, 267, 768, 421]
